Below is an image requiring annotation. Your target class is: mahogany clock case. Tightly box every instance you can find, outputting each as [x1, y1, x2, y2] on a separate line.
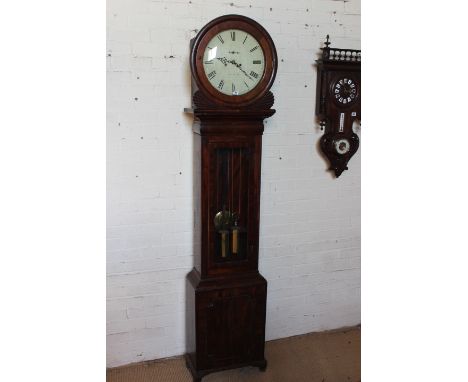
[185, 15, 277, 382]
[190, 14, 278, 108]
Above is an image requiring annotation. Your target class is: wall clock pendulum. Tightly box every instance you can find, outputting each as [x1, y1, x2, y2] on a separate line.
[315, 35, 361, 177]
[183, 15, 278, 382]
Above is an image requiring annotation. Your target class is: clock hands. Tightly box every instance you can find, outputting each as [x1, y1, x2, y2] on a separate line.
[342, 86, 350, 96]
[216, 57, 254, 81]
[341, 84, 353, 97]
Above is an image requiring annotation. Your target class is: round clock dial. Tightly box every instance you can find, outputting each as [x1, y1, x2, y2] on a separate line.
[190, 15, 277, 106]
[333, 77, 358, 106]
[202, 30, 265, 96]
[334, 138, 351, 155]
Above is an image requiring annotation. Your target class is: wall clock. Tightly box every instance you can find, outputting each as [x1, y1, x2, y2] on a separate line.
[315, 35, 361, 177]
[184, 15, 277, 382]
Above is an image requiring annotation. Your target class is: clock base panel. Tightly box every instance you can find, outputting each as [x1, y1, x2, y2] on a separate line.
[185, 269, 267, 381]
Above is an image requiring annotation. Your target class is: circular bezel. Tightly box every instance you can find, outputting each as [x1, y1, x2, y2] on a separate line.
[330, 76, 360, 108]
[190, 15, 278, 106]
[334, 138, 351, 155]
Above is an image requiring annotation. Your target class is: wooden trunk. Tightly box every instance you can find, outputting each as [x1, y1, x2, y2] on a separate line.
[185, 112, 272, 381]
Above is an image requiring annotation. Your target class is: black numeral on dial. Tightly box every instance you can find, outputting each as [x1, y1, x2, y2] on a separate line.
[217, 34, 224, 44]
[250, 46, 259, 53]
[250, 71, 259, 79]
[253, 60, 261, 64]
[208, 70, 216, 80]
[230, 31, 235, 41]
[218, 80, 224, 90]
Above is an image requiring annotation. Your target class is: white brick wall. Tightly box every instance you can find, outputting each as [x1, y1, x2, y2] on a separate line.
[107, 0, 360, 368]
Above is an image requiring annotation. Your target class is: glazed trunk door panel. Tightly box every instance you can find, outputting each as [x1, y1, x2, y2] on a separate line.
[206, 138, 260, 276]
[213, 147, 249, 262]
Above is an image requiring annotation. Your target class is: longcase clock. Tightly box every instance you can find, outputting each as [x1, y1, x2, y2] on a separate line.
[184, 15, 277, 382]
[316, 35, 361, 177]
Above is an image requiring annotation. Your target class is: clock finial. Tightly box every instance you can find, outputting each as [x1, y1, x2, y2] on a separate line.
[324, 34, 331, 48]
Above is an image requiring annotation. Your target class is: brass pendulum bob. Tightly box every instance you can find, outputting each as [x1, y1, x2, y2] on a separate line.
[214, 207, 232, 259]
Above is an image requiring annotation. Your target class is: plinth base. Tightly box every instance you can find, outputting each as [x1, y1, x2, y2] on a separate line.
[185, 269, 268, 382]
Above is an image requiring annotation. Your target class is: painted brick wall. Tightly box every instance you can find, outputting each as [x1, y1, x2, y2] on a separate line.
[107, 0, 360, 368]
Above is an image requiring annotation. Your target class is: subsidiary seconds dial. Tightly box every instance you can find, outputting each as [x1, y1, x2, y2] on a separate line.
[202, 29, 265, 96]
[332, 77, 358, 106]
[334, 138, 351, 155]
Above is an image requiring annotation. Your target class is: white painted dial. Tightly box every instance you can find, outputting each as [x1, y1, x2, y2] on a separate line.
[202, 29, 265, 96]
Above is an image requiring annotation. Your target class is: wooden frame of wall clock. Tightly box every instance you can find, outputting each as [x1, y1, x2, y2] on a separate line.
[315, 35, 361, 177]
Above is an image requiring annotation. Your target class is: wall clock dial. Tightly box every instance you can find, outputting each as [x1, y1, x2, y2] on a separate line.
[202, 29, 265, 96]
[332, 77, 358, 106]
[315, 35, 361, 178]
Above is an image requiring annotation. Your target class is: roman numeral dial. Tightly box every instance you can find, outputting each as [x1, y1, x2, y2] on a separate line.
[202, 29, 265, 96]
[332, 77, 358, 106]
